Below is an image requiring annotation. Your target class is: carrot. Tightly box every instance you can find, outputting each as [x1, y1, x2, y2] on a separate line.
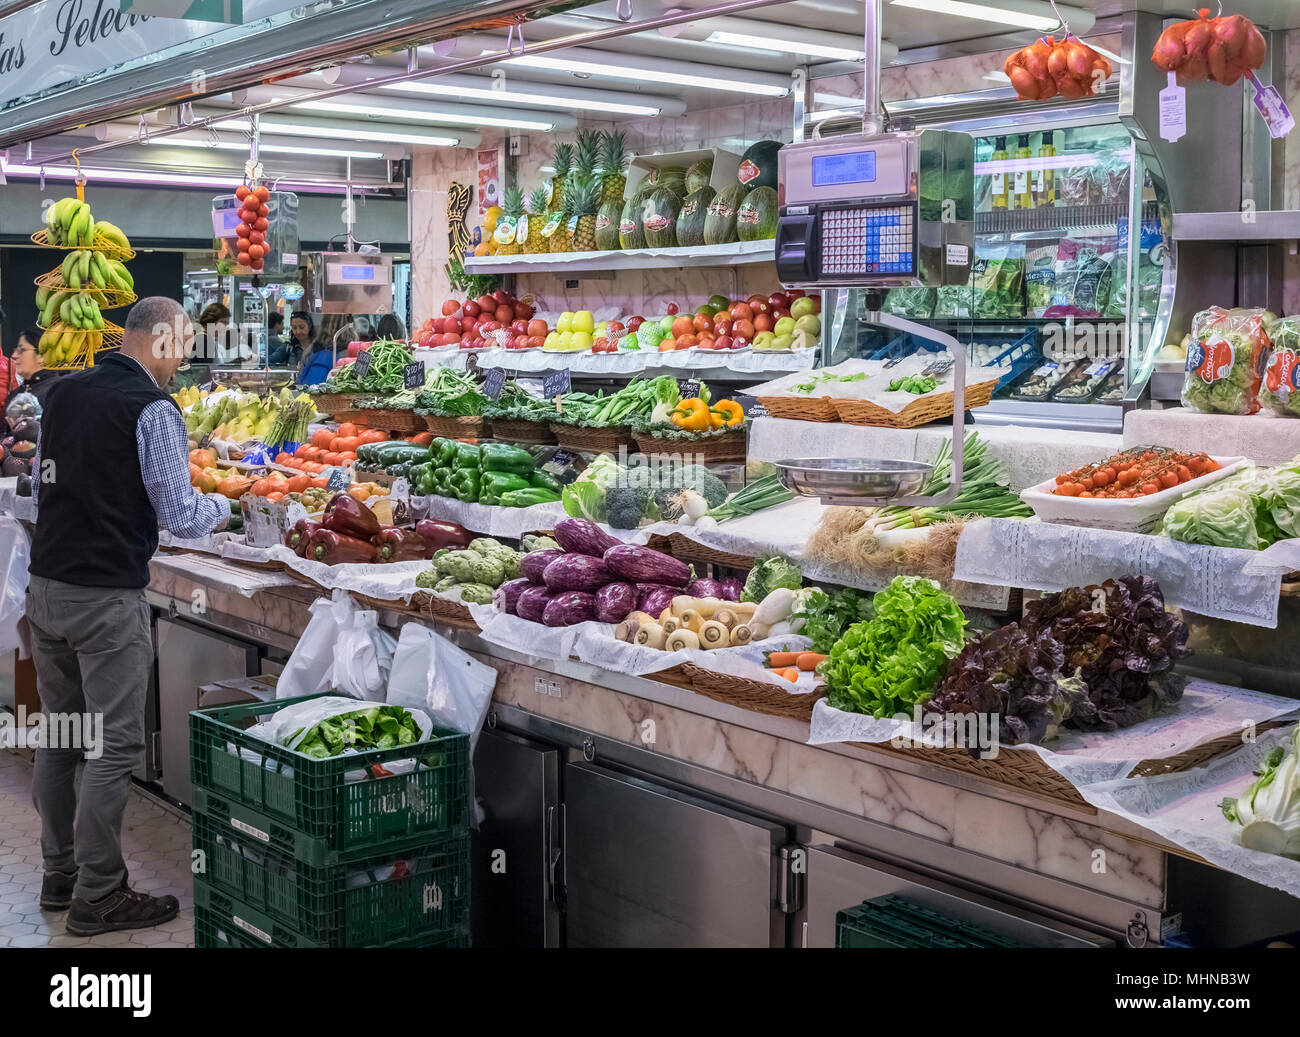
[796, 652, 827, 671]
[774, 667, 799, 683]
[767, 651, 801, 668]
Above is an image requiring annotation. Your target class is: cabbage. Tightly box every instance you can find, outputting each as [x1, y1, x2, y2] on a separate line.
[1221, 725, 1300, 858]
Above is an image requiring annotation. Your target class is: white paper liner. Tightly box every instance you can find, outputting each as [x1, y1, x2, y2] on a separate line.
[955, 517, 1284, 627]
[627, 497, 825, 560]
[220, 540, 281, 566]
[420, 494, 569, 539]
[256, 546, 431, 602]
[429, 345, 815, 376]
[158, 530, 239, 555]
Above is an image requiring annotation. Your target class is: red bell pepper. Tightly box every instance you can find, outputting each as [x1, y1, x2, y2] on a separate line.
[414, 518, 473, 552]
[305, 528, 377, 565]
[373, 527, 430, 563]
[285, 519, 320, 557]
[321, 492, 381, 540]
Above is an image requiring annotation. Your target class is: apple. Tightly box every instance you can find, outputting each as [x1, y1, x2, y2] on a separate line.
[768, 292, 790, 310]
[572, 310, 594, 333]
[481, 321, 501, 333]
[729, 302, 753, 322]
[772, 333, 794, 351]
[658, 340, 676, 353]
[672, 316, 695, 338]
[627, 316, 645, 332]
[812, 296, 822, 314]
[713, 318, 732, 337]
[795, 314, 822, 337]
[714, 335, 734, 351]
[774, 316, 797, 337]
[708, 294, 730, 310]
[461, 316, 476, 334]
[659, 316, 675, 337]
[753, 312, 773, 333]
[544, 331, 560, 349]
[514, 303, 534, 322]
[773, 308, 790, 321]
[571, 331, 593, 350]
[462, 300, 481, 319]
[492, 289, 510, 304]
[750, 299, 771, 315]
[442, 299, 460, 316]
[732, 336, 749, 349]
[753, 331, 777, 350]
[511, 319, 529, 334]
[675, 333, 698, 350]
[476, 294, 495, 312]
[557, 312, 573, 333]
[443, 333, 463, 347]
[732, 317, 756, 340]
[698, 333, 716, 350]
[608, 320, 625, 333]
[666, 302, 679, 315]
[787, 289, 806, 299]
[527, 319, 548, 339]
[789, 296, 816, 319]
[695, 304, 716, 317]
[493, 305, 513, 324]
[692, 313, 712, 334]
[531, 335, 547, 349]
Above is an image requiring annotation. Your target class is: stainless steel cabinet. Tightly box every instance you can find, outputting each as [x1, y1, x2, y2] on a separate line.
[562, 762, 789, 948]
[471, 728, 562, 947]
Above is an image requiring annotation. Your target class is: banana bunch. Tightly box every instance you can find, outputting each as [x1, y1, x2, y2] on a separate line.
[173, 385, 209, 410]
[37, 287, 106, 330]
[36, 326, 101, 367]
[42, 197, 133, 251]
[51, 250, 134, 292]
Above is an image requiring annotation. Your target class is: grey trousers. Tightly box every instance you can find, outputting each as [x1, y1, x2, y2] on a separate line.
[25, 574, 153, 902]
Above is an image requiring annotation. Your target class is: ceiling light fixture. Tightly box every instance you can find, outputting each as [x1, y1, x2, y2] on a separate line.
[488, 50, 789, 97]
[296, 98, 559, 131]
[215, 118, 472, 148]
[661, 18, 898, 64]
[889, 0, 1093, 34]
[0, 160, 391, 192]
[373, 78, 681, 117]
[705, 30, 861, 61]
[113, 135, 389, 160]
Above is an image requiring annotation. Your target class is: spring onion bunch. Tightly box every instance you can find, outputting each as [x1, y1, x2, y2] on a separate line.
[705, 475, 795, 523]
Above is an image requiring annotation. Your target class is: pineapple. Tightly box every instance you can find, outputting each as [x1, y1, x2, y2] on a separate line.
[523, 186, 549, 253]
[495, 186, 525, 256]
[549, 142, 573, 214]
[549, 180, 575, 253]
[599, 130, 628, 208]
[570, 174, 601, 252]
[570, 129, 602, 198]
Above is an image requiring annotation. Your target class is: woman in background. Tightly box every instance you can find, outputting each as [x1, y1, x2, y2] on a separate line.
[292, 311, 334, 385]
[10, 328, 59, 409]
[375, 313, 406, 341]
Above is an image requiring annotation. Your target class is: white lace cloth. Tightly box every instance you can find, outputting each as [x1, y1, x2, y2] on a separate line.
[955, 518, 1284, 627]
[420, 495, 569, 539]
[1125, 407, 1300, 467]
[415, 346, 815, 376]
[158, 531, 239, 555]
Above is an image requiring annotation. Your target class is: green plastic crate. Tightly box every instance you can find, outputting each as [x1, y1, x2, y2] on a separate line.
[190, 693, 468, 860]
[836, 895, 1024, 949]
[194, 810, 469, 946]
[194, 881, 471, 949]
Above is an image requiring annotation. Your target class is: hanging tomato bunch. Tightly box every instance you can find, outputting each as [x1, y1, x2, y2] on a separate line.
[1151, 9, 1266, 86]
[1004, 35, 1113, 101]
[233, 183, 271, 272]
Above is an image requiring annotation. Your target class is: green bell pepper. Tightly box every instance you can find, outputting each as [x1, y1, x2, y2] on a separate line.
[453, 442, 481, 470]
[433, 466, 453, 495]
[498, 487, 561, 508]
[450, 468, 481, 503]
[528, 469, 563, 494]
[431, 437, 457, 467]
[480, 443, 535, 475]
[478, 471, 530, 506]
[412, 462, 437, 497]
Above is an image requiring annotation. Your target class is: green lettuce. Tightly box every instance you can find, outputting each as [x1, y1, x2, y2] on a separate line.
[289, 706, 421, 759]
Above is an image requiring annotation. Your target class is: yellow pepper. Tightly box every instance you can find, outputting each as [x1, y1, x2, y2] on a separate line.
[669, 398, 713, 431]
[709, 400, 745, 427]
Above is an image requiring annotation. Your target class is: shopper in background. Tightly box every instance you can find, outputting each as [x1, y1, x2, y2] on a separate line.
[0, 312, 18, 414]
[355, 315, 376, 341]
[375, 313, 407, 341]
[266, 312, 288, 366]
[11, 328, 60, 409]
[26, 296, 229, 936]
[292, 310, 334, 385]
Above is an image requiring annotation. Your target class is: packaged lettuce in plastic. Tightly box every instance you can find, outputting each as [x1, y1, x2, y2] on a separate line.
[933, 283, 972, 318]
[1104, 220, 1165, 321]
[970, 244, 1025, 319]
[881, 286, 936, 319]
[1024, 243, 1057, 317]
[1180, 305, 1275, 415]
[1261, 316, 1300, 418]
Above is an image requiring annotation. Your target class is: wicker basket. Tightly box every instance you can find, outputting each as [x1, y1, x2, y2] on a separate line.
[423, 414, 484, 438]
[489, 418, 558, 445]
[357, 408, 426, 433]
[414, 592, 479, 629]
[757, 396, 839, 422]
[550, 423, 635, 454]
[679, 663, 824, 721]
[633, 428, 747, 463]
[663, 532, 755, 572]
[833, 379, 998, 429]
[311, 393, 358, 416]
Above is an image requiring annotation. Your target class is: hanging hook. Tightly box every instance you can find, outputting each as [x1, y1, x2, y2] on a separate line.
[506, 22, 526, 56]
[207, 122, 222, 149]
[39, 166, 45, 191]
[137, 114, 150, 146]
[616, 0, 633, 21]
[1047, 0, 1069, 37]
[178, 102, 196, 127]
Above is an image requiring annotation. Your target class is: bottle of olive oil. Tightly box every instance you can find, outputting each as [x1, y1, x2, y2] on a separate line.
[990, 135, 1009, 210]
[1013, 134, 1034, 210]
[1034, 130, 1056, 208]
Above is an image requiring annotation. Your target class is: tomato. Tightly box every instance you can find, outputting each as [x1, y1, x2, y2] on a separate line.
[254, 185, 270, 202]
[310, 477, 329, 490]
[265, 491, 285, 502]
[250, 478, 272, 496]
[285, 475, 311, 494]
[310, 428, 332, 449]
[235, 185, 251, 200]
[358, 429, 386, 444]
[675, 333, 698, 350]
[336, 422, 358, 438]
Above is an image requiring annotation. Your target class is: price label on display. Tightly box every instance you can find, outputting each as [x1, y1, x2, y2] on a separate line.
[1158, 70, 1186, 143]
[353, 348, 373, 379]
[483, 368, 507, 399]
[326, 466, 350, 491]
[402, 361, 426, 390]
[1248, 72, 1295, 138]
[542, 449, 576, 477]
[677, 378, 700, 399]
[542, 368, 571, 398]
[732, 393, 767, 418]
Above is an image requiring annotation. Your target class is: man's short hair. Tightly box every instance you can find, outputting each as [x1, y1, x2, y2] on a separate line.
[124, 296, 187, 336]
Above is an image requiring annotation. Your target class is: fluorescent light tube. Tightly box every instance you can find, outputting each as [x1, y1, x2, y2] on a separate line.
[490, 51, 789, 97]
[296, 98, 558, 131]
[705, 30, 862, 61]
[0, 161, 258, 188]
[229, 119, 471, 148]
[890, 0, 1093, 34]
[374, 79, 678, 117]
[124, 136, 388, 160]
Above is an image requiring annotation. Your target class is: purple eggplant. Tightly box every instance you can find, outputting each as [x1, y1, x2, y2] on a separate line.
[521, 548, 567, 584]
[542, 554, 613, 593]
[493, 577, 533, 616]
[594, 582, 637, 624]
[639, 587, 676, 620]
[553, 518, 622, 557]
[516, 586, 556, 623]
[542, 591, 596, 627]
[602, 543, 690, 587]
[688, 578, 724, 599]
[719, 578, 743, 602]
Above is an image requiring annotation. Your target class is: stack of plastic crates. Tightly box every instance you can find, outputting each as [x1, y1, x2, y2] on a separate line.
[189, 693, 470, 948]
[836, 895, 1024, 948]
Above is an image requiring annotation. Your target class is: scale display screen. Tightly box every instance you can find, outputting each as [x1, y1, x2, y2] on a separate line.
[812, 150, 877, 187]
[338, 265, 376, 282]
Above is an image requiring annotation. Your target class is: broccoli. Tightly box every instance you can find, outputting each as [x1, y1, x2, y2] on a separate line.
[651, 464, 728, 518]
[741, 554, 803, 603]
[457, 583, 495, 605]
[606, 486, 657, 530]
[415, 568, 440, 589]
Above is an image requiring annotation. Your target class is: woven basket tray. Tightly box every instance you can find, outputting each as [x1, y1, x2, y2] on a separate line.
[833, 379, 998, 429]
[311, 393, 358, 415]
[663, 531, 755, 572]
[550, 423, 635, 454]
[423, 414, 484, 438]
[358, 408, 426, 433]
[679, 663, 824, 721]
[757, 396, 839, 422]
[633, 429, 747, 463]
[489, 418, 558, 445]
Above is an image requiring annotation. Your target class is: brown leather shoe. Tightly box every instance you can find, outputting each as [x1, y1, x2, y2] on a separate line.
[66, 877, 180, 936]
[40, 870, 78, 911]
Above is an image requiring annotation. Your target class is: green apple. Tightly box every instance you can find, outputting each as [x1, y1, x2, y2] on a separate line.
[569, 331, 593, 350]
[790, 296, 816, 319]
[659, 315, 674, 336]
[695, 304, 715, 316]
[558, 330, 573, 349]
[557, 311, 573, 333]
[572, 310, 594, 333]
[794, 314, 821, 337]
[753, 331, 777, 350]
[772, 333, 794, 351]
[544, 331, 560, 350]
[774, 316, 797, 337]
[708, 294, 730, 310]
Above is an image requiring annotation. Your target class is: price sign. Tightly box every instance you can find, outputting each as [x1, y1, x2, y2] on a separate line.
[390, 477, 411, 524]
[1248, 72, 1295, 138]
[677, 378, 700, 399]
[542, 449, 576, 476]
[732, 393, 767, 418]
[483, 367, 507, 400]
[403, 361, 426, 390]
[326, 466, 350, 491]
[353, 348, 373, 379]
[1158, 70, 1186, 143]
[542, 368, 571, 398]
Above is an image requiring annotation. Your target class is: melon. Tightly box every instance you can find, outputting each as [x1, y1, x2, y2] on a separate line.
[736, 186, 778, 242]
[737, 139, 781, 193]
[685, 158, 714, 196]
[704, 183, 746, 245]
[676, 186, 715, 248]
[619, 191, 651, 250]
[643, 187, 682, 248]
[595, 197, 622, 251]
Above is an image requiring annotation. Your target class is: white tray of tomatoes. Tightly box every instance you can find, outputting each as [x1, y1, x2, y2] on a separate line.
[1020, 448, 1249, 532]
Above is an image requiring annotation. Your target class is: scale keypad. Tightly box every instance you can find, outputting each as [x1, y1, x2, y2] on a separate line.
[820, 204, 914, 276]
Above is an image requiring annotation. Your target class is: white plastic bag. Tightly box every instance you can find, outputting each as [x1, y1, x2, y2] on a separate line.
[276, 589, 396, 701]
[0, 517, 30, 656]
[387, 624, 497, 751]
[247, 694, 433, 754]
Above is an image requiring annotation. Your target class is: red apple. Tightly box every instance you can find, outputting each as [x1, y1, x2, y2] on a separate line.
[787, 289, 806, 299]
[715, 335, 734, 351]
[692, 313, 712, 334]
[713, 318, 733, 337]
[513, 302, 534, 321]
[627, 316, 645, 332]
[509, 319, 526, 334]
[773, 308, 791, 321]
[608, 320, 625, 333]
[750, 299, 771, 315]
[730, 302, 753, 322]
[768, 293, 790, 310]
[753, 312, 773, 333]
[476, 294, 495, 312]
[463, 300, 481, 318]
[490, 305, 509, 324]
[732, 318, 756, 340]
[530, 335, 546, 349]
[461, 315, 476, 334]
[481, 321, 501, 333]
[527, 319, 548, 338]
[732, 336, 749, 349]
[422, 318, 435, 331]
[811, 296, 822, 314]
[666, 302, 679, 315]
[442, 299, 460, 316]
[492, 289, 510, 305]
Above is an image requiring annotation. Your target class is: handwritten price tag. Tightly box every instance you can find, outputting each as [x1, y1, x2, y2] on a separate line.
[677, 378, 700, 399]
[353, 348, 373, 379]
[483, 368, 507, 399]
[542, 368, 571, 398]
[732, 393, 767, 418]
[326, 466, 350, 491]
[402, 361, 426, 390]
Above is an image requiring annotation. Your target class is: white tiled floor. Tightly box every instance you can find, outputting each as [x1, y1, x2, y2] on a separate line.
[0, 746, 194, 948]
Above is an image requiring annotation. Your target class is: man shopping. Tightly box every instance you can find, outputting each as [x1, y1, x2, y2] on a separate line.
[25, 297, 229, 936]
